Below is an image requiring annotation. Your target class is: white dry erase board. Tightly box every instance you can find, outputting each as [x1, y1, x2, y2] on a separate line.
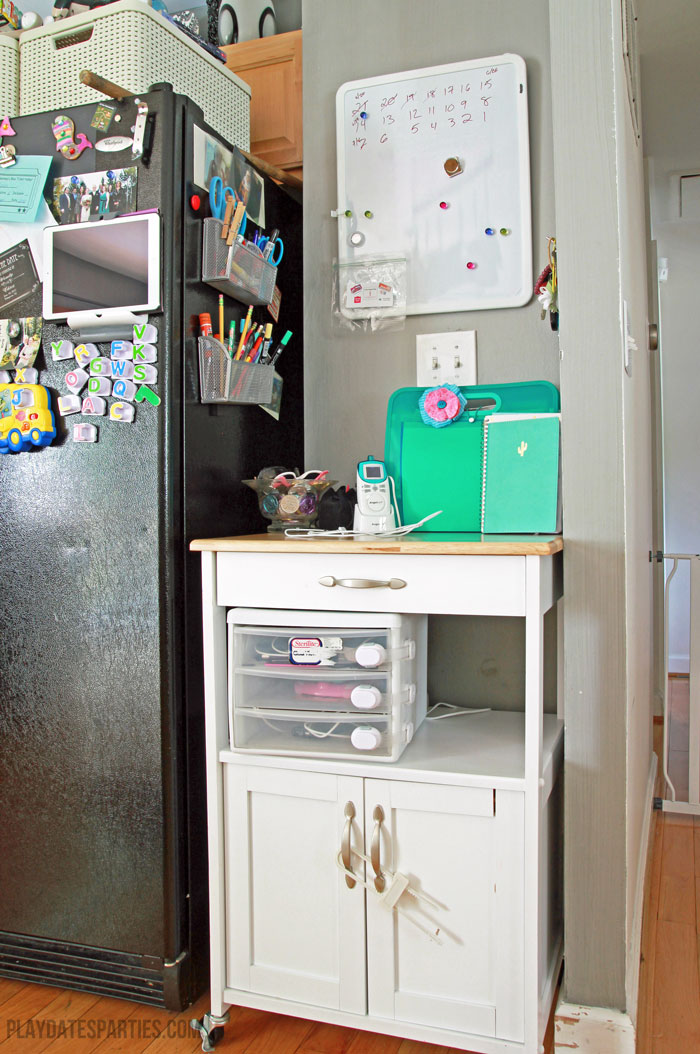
[335, 55, 532, 316]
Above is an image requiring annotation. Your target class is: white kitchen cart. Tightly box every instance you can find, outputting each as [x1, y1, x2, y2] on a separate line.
[190, 533, 564, 1054]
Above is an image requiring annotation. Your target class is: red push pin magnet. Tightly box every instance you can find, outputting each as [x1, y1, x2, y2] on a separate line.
[439, 201, 449, 210]
[466, 261, 477, 270]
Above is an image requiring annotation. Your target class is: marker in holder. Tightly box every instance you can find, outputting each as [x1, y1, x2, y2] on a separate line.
[198, 334, 275, 405]
[202, 218, 277, 307]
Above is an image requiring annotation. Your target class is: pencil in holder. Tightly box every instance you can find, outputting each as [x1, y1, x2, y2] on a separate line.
[201, 218, 277, 307]
[198, 335, 275, 404]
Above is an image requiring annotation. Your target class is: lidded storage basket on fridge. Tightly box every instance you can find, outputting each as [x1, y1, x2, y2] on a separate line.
[18, 0, 250, 148]
[0, 35, 19, 119]
[228, 609, 427, 762]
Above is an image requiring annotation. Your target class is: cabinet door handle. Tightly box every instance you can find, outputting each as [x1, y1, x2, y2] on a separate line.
[341, 802, 357, 889]
[318, 576, 407, 590]
[371, 805, 386, 893]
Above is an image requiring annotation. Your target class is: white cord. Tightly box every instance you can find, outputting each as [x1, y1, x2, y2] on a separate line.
[285, 509, 442, 540]
[426, 702, 492, 721]
[388, 473, 402, 528]
[302, 721, 348, 739]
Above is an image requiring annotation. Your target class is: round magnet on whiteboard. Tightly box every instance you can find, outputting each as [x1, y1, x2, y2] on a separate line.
[485, 227, 495, 235]
[363, 210, 373, 219]
[349, 231, 365, 247]
[439, 201, 449, 210]
[500, 227, 511, 236]
[444, 156, 463, 177]
[360, 111, 368, 120]
[344, 209, 353, 218]
[466, 261, 477, 270]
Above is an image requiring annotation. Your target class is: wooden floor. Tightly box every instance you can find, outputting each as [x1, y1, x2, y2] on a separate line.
[637, 676, 700, 1053]
[0, 979, 555, 1054]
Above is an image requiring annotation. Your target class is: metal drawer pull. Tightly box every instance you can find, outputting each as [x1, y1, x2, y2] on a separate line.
[371, 805, 386, 893]
[318, 576, 407, 590]
[341, 802, 357, 889]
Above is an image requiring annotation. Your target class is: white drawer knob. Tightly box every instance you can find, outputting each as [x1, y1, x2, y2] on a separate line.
[355, 642, 387, 668]
[350, 685, 382, 710]
[351, 726, 383, 751]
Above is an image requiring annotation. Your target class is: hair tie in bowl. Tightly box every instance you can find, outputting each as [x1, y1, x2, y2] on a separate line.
[419, 384, 466, 428]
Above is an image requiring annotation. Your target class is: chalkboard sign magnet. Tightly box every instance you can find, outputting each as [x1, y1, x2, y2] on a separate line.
[466, 261, 478, 271]
[443, 156, 463, 177]
[349, 231, 365, 247]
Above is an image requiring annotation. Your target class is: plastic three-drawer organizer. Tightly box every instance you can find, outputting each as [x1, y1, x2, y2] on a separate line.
[227, 609, 427, 762]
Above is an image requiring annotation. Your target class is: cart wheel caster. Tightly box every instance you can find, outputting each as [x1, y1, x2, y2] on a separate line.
[190, 1013, 226, 1051]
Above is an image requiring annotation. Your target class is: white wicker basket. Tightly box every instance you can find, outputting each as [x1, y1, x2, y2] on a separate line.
[0, 34, 19, 118]
[18, 0, 250, 148]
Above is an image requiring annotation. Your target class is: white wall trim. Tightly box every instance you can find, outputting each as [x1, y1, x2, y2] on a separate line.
[669, 653, 690, 674]
[555, 1003, 636, 1052]
[626, 750, 658, 1021]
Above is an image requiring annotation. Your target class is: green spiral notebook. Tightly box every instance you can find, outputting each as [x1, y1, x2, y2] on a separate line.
[481, 413, 561, 534]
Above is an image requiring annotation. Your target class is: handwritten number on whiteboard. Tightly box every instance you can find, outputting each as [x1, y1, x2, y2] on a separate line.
[380, 133, 388, 144]
[462, 113, 472, 123]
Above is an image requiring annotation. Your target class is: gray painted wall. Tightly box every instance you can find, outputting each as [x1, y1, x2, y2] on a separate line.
[302, 0, 561, 721]
[302, 0, 558, 487]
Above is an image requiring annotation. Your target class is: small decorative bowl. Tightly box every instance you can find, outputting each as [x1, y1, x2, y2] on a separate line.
[243, 471, 336, 532]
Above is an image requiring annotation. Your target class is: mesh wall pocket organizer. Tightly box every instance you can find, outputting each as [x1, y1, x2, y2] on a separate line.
[202, 218, 277, 307]
[198, 335, 274, 404]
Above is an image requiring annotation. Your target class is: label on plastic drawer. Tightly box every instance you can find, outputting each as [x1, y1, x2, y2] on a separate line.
[289, 636, 343, 665]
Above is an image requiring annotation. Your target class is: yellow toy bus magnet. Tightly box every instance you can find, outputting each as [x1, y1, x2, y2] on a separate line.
[0, 383, 56, 453]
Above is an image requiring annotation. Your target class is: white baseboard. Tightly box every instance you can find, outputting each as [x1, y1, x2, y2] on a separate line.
[626, 751, 658, 1020]
[555, 1003, 635, 1052]
[669, 653, 689, 674]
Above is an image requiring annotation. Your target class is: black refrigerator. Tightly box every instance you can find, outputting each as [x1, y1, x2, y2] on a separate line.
[0, 86, 303, 1009]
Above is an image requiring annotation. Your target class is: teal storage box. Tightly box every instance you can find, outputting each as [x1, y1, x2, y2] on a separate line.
[384, 382, 560, 532]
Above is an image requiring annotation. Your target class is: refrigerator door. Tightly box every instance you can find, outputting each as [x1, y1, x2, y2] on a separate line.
[0, 86, 303, 1009]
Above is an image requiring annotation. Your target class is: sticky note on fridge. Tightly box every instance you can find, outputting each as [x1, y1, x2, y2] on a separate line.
[132, 343, 156, 363]
[88, 376, 111, 396]
[81, 395, 107, 416]
[74, 343, 99, 367]
[50, 339, 74, 361]
[112, 379, 136, 401]
[0, 155, 52, 222]
[133, 363, 157, 384]
[58, 394, 81, 416]
[73, 423, 97, 443]
[110, 401, 135, 422]
[65, 368, 89, 394]
[133, 322, 157, 344]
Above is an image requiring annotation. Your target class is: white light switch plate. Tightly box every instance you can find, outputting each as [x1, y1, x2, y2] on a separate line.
[416, 331, 477, 387]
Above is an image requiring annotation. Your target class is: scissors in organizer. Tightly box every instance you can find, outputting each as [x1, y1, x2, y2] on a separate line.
[258, 234, 284, 267]
[209, 176, 237, 220]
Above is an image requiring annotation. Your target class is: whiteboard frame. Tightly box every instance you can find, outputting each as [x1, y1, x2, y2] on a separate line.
[335, 54, 532, 316]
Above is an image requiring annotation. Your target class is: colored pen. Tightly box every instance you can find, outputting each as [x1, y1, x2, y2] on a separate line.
[260, 323, 274, 362]
[247, 333, 265, 362]
[243, 324, 263, 359]
[235, 305, 253, 359]
[227, 320, 235, 358]
[262, 229, 279, 261]
[268, 329, 292, 366]
[218, 294, 224, 343]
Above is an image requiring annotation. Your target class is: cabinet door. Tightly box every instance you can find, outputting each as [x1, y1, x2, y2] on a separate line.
[224, 765, 366, 1012]
[365, 780, 524, 1042]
